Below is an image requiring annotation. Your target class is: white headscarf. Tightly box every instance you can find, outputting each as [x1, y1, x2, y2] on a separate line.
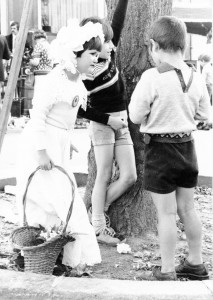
[50, 19, 104, 73]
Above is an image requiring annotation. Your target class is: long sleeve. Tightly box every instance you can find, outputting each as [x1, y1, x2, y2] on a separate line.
[129, 67, 211, 134]
[77, 105, 109, 125]
[129, 71, 155, 125]
[112, 0, 129, 46]
[30, 78, 55, 150]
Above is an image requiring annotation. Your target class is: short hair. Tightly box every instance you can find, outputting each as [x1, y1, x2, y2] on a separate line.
[75, 17, 107, 57]
[10, 21, 19, 30]
[198, 54, 211, 63]
[80, 17, 113, 42]
[33, 29, 47, 40]
[149, 16, 187, 53]
[75, 36, 102, 58]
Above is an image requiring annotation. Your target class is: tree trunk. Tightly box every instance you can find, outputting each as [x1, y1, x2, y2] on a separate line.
[84, 0, 173, 236]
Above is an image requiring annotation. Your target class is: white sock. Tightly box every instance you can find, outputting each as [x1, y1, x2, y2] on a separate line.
[92, 213, 106, 234]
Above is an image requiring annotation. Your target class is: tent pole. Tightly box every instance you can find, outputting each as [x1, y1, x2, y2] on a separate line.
[0, 0, 34, 153]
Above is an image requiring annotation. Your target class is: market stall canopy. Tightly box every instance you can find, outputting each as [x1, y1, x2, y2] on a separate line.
[173, 6, 212, 36]
[185, 21, 212, 36]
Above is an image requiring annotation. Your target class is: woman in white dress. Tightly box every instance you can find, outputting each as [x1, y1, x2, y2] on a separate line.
[16, 20, 106, 268]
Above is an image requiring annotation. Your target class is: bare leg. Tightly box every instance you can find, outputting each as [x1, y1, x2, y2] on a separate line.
[151, 191, 177, 273]
[176, 187, 203, 265]
[104, 144, 137, 211]
[90, 144, 114, 233]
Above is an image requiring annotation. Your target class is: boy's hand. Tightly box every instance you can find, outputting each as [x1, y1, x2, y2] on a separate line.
[107, 116, 127, 130]
[37, 149, 54, 171]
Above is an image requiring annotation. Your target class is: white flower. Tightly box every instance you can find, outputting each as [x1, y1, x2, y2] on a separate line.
[117, 243, 132, 254]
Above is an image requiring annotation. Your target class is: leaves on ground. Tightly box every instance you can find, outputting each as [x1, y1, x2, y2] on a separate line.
[0, 187, 212, 280]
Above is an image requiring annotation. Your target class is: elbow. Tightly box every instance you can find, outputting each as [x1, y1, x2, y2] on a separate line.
[129, 113, 141, 125]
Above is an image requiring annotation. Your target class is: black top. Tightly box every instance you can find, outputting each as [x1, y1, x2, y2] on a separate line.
[78, 0, 129, 125]
[0, 35, 11, 81]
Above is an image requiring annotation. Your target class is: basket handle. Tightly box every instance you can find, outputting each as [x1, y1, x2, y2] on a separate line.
[22, 165, 75, 235]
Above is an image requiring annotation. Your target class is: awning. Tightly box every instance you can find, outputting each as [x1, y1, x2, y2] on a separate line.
[185, 22, 212, 36]
[172, 6, 212, 36]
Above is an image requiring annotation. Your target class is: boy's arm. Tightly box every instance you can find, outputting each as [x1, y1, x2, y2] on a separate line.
[129, 71, 154, 125]
[111, 0, 129, 47]
[78, 105, 109, 125]
[78, 106, 126, 130]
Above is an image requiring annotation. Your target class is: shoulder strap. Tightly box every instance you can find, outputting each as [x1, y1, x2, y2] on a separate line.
[184, 68, 194, 93]
[157, 62, 194, 93]
[174, 68, 194, 93]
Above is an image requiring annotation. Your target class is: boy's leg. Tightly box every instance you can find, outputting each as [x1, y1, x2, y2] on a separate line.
[92, 144, 114, 217]
[104, 144, 137, 211]
[91, 144, 125, 245]
[151, 191, 177, 273]
[175, 187, 209, 279]
[176, 187, 202, 264]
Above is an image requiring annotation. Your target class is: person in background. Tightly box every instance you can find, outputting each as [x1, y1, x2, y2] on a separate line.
[29, 29, 53, 98]
[198, 54, 213, 105]
[4, 21, 32, 94]
[5, 21, 19, 53]
[129, 16, 210, 281]
[0, 34, 11, 110]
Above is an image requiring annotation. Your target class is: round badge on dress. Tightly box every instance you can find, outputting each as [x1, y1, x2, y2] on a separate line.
[72, 96, 79, 107]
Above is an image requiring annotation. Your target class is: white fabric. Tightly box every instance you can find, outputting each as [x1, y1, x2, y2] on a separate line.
[129, 64, 211, 134]
[31, 65, 87, 150]
[50, 19, 104, 73]
[16, 67, 101, 268]
[48, 0, 107, 34]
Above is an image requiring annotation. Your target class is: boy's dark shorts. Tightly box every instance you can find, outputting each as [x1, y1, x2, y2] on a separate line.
[144, 140, 198, 194]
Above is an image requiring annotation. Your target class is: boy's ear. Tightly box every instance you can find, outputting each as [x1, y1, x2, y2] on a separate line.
[150, 39, 159, 52]
[149, 39, 154, 52]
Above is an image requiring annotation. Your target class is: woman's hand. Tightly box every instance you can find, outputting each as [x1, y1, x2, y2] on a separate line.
[37, 149, 54, 171]
[107, 116, 127, 130]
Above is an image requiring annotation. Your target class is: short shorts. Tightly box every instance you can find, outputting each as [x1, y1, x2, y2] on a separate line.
[144, 139, 198, 194]
[88, 111, 133, 146]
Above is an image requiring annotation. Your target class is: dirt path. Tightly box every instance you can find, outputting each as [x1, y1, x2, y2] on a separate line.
[0, 186, 212, 280]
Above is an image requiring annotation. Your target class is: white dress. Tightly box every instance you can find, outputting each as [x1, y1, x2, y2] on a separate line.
[16, 65, 101, 267]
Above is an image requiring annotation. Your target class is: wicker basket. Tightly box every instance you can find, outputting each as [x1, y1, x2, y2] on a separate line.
[11, 165, 75, 275]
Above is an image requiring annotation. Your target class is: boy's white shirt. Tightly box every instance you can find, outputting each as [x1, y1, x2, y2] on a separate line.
[129, 66, 211, 134]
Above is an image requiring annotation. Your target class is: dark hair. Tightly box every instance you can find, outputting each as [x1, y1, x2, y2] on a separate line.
[10, 21, 19, 30]
[75, 36, 102, 58]
[80, 16, 113, 42]
[33, 29, 47, 40]
[149, 16, 187, 53]
[198, 54, 211, 63]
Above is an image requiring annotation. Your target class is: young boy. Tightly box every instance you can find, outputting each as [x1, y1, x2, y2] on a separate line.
[198, 54, 213, 105]
[78, 0, 137, 246]
[129, 16, 210, 281]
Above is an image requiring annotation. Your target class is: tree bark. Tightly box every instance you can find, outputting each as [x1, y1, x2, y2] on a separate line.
[84, 0, 173, 236]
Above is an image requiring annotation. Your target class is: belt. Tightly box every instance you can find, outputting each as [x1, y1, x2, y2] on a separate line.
[46, 121, 70, 131]
[144, 133, 193, 144]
